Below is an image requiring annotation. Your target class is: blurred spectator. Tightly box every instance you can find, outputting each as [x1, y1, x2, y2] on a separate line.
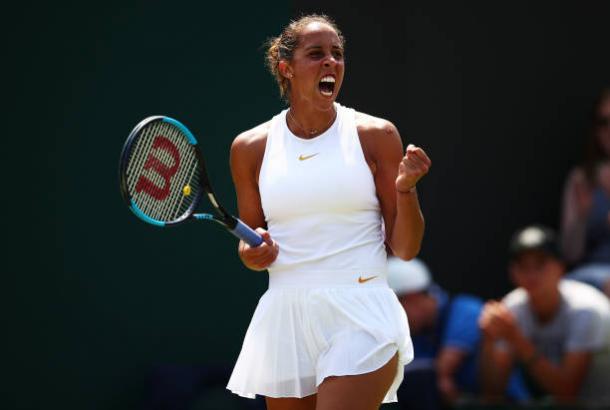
[387, 257, 529, 410]
[479, 225, 610, 405]
[560, 88, 610, 297]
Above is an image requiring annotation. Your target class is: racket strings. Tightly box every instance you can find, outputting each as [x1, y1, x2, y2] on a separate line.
[126, 121, 200, 222]
[129, 122, 174, 217]
[171, 156, 201, 220]
[127, 123, 164, 217]
[160, 125, 199, 219]
[143, 123, 197, 221]
[126, 121, 161, 191]
[148, 124, 186, 218]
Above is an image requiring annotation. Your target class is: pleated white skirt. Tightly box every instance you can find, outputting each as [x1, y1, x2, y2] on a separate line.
[227, 270, 414, 403]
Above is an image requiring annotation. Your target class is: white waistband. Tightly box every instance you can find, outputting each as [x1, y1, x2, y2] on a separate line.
[268, 269, 389, 289]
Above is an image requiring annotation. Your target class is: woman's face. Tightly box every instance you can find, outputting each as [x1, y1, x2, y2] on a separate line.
[286, 22, 345, 109]
[596, 97, 610, 158]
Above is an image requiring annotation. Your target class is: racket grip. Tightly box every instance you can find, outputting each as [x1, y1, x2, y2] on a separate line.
[231, 219, 264, 247]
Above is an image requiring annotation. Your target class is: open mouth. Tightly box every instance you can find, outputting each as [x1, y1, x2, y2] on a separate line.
[319, 75, 336, 97]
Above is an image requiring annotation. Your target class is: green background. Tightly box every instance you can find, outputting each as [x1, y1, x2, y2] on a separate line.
[7, 2, 288, 409]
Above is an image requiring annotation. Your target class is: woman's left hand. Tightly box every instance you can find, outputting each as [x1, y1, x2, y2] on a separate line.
[396, 144, 431, 192]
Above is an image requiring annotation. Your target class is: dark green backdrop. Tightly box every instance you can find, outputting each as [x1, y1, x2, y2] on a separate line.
[8, 2, 288, 409]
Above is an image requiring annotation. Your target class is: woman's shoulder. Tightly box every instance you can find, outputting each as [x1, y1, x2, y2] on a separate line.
[354, 111, 399, 137]
[230, 121, 272, 176]
[353, 111, 402, 158]
[231, 120, 271, 156]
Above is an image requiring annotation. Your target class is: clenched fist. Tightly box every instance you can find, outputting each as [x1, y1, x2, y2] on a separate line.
[396, 144, 431, 193]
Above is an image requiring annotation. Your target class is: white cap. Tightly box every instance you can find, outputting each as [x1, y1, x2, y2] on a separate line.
[387, 256, 432, 295]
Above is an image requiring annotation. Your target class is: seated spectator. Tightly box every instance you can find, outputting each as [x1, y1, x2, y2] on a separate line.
[387, 257, 528, 409]
[560, 88, 610, 297]
[479, 225, 610, 405]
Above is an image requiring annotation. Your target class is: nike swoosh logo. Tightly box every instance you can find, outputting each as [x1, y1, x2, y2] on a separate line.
[298, 153, 319, 161]
[358, 275, 378, 284]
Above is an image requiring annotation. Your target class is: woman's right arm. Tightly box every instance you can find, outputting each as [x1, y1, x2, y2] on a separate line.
[560, 168, 591, 264]
[230, 126, 279, 271]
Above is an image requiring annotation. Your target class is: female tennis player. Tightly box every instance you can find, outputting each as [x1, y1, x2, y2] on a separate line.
[227, 14, 431, 410]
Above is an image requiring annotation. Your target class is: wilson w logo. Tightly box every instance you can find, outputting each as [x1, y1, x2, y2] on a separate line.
[135, 136, 180, 200]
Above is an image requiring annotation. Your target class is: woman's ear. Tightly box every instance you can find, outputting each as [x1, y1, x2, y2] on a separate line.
[279, 60, 292, 79]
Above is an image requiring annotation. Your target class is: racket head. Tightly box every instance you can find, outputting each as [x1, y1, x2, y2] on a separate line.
[119, 116, 205, 227]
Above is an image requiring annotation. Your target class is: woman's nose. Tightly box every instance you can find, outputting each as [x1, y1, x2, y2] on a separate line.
[323, 55, 336, 67]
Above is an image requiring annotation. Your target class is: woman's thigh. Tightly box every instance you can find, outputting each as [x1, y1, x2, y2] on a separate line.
[265, 394, 316, 410]
[315, 352, 399, 410]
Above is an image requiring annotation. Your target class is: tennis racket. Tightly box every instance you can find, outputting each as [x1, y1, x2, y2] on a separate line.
[119, 115, 263, 247]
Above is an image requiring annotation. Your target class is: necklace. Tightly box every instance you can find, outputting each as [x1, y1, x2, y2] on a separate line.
[288, 108, 336, 137]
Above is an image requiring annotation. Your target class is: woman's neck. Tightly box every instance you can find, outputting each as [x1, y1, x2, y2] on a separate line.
[287, 101, 336, 138]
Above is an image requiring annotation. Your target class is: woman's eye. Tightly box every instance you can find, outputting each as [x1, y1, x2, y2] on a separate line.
[307, 50, 343, 59]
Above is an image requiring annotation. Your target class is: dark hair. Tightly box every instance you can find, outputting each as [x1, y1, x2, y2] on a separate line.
[265, 14, 345, 102]
[583, 88, 610, 182]
[508, 225, 561, 261]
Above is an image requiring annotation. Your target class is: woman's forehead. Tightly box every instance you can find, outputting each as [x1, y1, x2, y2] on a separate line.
[298, 22, 341, 47]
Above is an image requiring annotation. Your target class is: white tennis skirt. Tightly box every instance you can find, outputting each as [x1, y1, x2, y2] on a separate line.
[226, 269, 414, 403]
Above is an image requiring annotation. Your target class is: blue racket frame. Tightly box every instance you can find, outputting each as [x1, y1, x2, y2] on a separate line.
[119, 116, 263, 247]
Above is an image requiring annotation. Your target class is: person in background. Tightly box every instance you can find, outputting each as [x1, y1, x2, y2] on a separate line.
[480, 225, 610, 405]
[387, 257, 528, 409]
[560, 88, 610, 297]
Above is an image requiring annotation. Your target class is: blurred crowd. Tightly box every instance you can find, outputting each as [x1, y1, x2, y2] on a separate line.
[389, 88, 610, 410]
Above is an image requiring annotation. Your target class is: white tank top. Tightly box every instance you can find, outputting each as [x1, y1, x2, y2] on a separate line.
[259, 103, 387, 279]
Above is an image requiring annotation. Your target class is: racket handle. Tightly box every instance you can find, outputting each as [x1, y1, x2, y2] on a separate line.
[231, 219, 264, 247]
